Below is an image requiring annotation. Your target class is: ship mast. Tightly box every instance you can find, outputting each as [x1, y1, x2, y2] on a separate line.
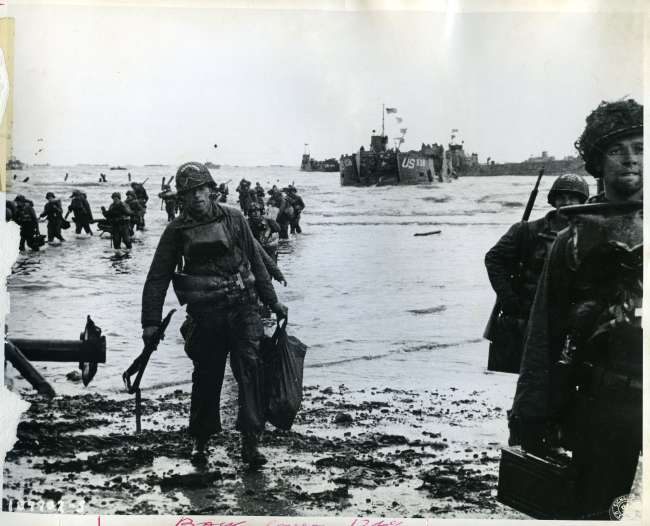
[381, 103, 385, 137]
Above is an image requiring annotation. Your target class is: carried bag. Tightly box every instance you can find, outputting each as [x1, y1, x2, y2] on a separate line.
[61, 219, 71, 229]
[262, 318, 307, 430]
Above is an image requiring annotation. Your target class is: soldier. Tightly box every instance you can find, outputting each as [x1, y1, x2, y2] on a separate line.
[164, 192, 178, 222]
[39, 192, 65, 243]
[125, 190, 145, 235]
[131, 182, 149, 229]
[267, 187, 292, 239]
[13, 195, 42, 251]
[6, 199, 16, 221]
[508, 99, 642, 519]
[141, 162, 288, 467]
[254, 182, 265, 211]
[217, 182, 229, 203]
[484, 174, 589, 372]
[236, 178, 252, 215]
[248, 201, 281, 262]
[285, 185, 305, 234]
[67, 190, 94, 235]
[101, 192, 132, 250]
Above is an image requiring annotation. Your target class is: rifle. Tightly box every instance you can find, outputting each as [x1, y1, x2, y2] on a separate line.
[483, 167, 544, 340]
[122, 309, 176, 432]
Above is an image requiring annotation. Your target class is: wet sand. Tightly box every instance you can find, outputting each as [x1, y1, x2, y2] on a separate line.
[3, 371, 522, 518]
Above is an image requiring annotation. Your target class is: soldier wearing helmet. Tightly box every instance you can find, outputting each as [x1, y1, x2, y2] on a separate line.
[284, 185, 305, 234]
[484, 173, 589, 373]
[130, 181, 149, 229]
[140, 162, 288, 468]
[125, 189, 145, 235]
[12, 194, 43, 251]
[507, 99, 642, 519]
[101, 192, 133, 250]
[39, 191, 65, 243]
[67, 189, 94, 236]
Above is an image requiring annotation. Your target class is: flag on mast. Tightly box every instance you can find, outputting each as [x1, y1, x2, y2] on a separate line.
[385, 107, 398, 114]
[395, 117, 403, 123]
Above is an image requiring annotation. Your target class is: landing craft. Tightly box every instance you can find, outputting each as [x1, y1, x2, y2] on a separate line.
[339, 106, 447, 186]
[300, 144, 340, 172]
[339, 133, 445, 186]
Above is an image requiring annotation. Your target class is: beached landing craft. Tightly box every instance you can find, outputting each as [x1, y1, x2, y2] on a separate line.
[340, 133, 446, 186]
[6, 155, 25, 170]
[300, 145, 340, 172]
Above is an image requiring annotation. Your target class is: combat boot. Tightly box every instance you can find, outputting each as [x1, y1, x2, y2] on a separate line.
[190, 437, 208, 465]
[241, 432, 267, 468]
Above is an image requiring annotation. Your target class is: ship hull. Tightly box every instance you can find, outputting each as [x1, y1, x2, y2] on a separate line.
[339, 155, 358, 186]
[460, 159, 587, 177]
[396, 152, 437, 184]
[340, 151, 439, 186]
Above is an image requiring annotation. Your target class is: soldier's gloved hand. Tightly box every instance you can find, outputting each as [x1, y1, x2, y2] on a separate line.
[271, 302, 288, 320]
[142, 326, 159, 346]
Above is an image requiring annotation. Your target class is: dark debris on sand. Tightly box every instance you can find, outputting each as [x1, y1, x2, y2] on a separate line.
[3, 385, 520, 518]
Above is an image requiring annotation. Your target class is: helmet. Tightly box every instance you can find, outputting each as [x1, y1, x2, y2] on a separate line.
[175, 162, 216, 194]
[45, 192, 55, 199]
[575, 99, 643, 178]
[14, 194, 26, 202]
[126, 190, 135, 197]
[111, 192, 121, 199]
[547, 173, 589, 205]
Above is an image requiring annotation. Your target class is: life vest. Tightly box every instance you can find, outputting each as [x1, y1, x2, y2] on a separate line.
[14, 204, 35, 226]
[562, 202, 642, 379]
[172, 209, 257, 307]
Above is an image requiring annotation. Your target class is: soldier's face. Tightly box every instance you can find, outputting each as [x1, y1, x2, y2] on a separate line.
[552, 192, 583, 209]
[602, 134, 643, 197]
[185, 185, 212, 215]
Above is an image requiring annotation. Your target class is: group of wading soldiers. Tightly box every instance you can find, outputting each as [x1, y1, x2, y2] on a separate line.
[5, 182, 150, 251]
[236, 178, 306, 239]
[485, 99, 642, 519]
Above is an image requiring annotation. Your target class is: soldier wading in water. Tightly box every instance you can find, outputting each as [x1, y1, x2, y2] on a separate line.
[141, 162, 288, 467]
[508, 99, 642, 519]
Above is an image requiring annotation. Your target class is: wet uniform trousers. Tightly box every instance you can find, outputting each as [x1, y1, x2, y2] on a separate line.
[69, 197, 94, 235]
[41, 200, 65, 242]
[288, 195, 304, 234]
[165, 198, 177, 222]
[184, 304, 265, 438]
[15, 205, 40, 251]
[112, 221, 132, 249]
[103, 202, 133, 249]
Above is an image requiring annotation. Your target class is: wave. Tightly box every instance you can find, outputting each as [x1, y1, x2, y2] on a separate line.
[307, 338, 482, 369]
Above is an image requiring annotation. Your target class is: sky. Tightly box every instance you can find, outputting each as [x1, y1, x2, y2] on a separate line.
[9, 2, 645, 166]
